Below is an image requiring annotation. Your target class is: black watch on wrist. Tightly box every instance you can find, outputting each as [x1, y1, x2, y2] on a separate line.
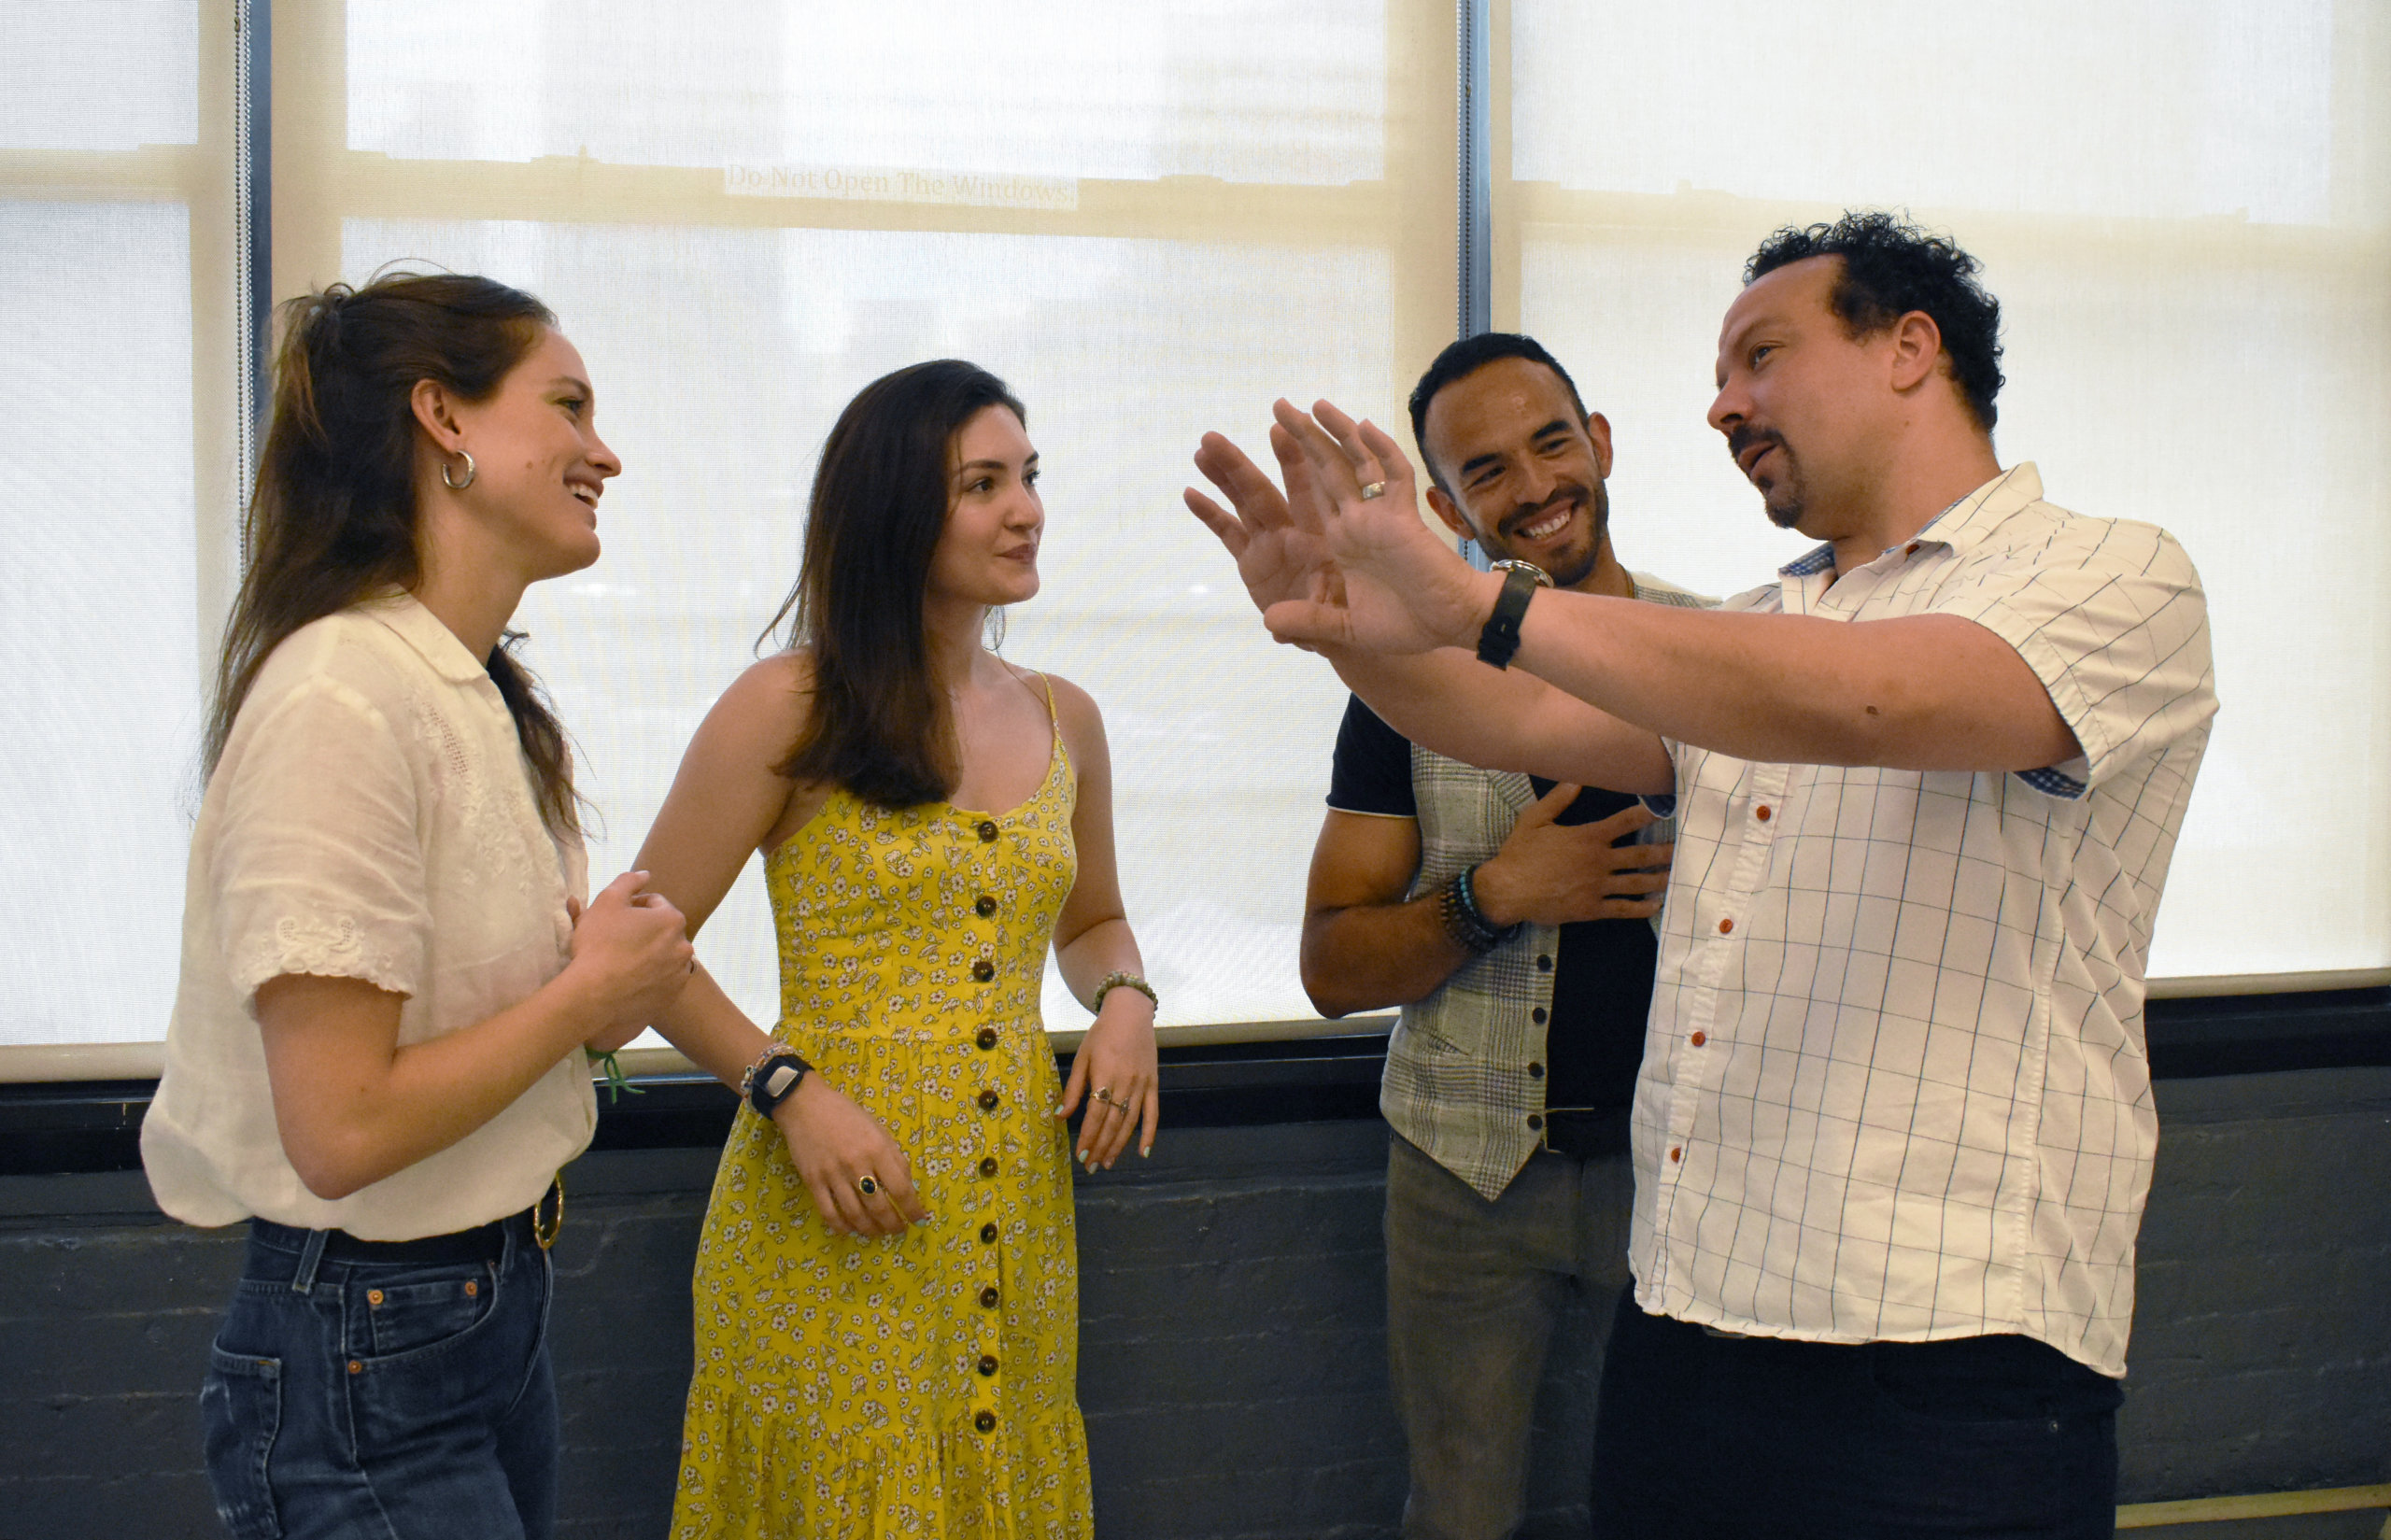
[743, 1051, 812, 1118]
[1477, 560, 1552, 669]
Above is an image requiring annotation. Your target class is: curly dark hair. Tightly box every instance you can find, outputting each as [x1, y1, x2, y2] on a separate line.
[1746, 211, 2004, 431]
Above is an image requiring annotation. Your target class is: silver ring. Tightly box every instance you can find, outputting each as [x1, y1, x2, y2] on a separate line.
[1357, 480, 1387, 501]
[856, 1175, 880, 1196]
[1092, 1085, 1115, 1106]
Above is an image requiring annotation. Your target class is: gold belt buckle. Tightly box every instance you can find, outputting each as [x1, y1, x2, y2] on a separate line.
[532, 1171, 564, 1250]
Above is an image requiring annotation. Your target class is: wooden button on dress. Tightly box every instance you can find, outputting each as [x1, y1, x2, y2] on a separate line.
[978, 1089, 1000, 1110]
[975, 1411, 997, 1433]
[976, 820, 999, 842]
[980, 1286, 999, 1308]
[979, 1156, 999, 1178]
[975, 1027, 997, 1050]
[977, 1354, 999, 1377]
[971, 957, 996, 982]
[975, 895, 998, 917]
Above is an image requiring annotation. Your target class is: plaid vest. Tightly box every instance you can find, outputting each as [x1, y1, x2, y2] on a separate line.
[1379, 574, 1709, 1199]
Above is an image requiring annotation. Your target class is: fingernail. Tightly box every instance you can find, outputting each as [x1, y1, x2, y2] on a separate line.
[1054, 1104, 1068, 1116]
[1076, 1149, 1089, 1163]
[1140, 1146, 1153, 1158]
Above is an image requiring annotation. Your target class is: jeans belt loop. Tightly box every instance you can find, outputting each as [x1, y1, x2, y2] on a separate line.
[290, 1227, 330, 1293]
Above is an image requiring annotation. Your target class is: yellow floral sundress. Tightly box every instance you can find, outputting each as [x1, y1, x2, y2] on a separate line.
[672, 696, 1091, 1539]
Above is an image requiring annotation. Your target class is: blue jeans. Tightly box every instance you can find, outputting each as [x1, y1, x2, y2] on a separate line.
[1385, 1131, 1635, 1540]
[199, 1213, 559, 1540]
[1591, 1295, 2124, 1539]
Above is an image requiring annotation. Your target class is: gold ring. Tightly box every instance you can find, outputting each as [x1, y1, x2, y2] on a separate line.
[1358, 481, 1387, 501]
[856, 1175, 880, 1196]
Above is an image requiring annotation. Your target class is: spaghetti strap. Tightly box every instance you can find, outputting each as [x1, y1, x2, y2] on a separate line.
[1038, 670, 1058, 725]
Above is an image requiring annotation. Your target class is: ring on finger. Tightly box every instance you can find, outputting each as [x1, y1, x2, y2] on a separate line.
[856, 1174, 880, 1196]
[1358, 480, 1387, 501]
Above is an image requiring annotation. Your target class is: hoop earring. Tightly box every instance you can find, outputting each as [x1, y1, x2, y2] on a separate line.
[441, 449, 477, 490]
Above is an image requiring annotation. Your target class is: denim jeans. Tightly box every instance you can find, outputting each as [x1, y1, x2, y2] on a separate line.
[1591, 1296, 2124, 1540]
[199, 1214, 559, 1540]
[1385, 1131, 1636, 1540]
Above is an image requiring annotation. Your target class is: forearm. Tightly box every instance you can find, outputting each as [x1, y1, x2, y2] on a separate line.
[1301, 887, 1471, 1018]
[276, 970, 601, 1200]
[1332, 643, 1677, 793]
[650, 963, 775, 1087]
[1507, 587, 2073, 771]
[1054, 915, 1146, 1011]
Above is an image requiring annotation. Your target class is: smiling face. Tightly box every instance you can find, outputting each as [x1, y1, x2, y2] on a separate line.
[1420, 356, 1614, 589]
[927, 403, 1042, 609]
[1707, 255, 1894, 538]
[444, 327, 620, 579]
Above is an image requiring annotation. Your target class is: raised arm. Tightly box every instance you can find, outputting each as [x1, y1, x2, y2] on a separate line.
[1186, 424, 1672, 791]
[1259, 401, 2076, 776]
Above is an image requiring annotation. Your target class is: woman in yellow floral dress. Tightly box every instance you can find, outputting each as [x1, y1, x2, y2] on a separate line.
[636, 360, 1158, 1539]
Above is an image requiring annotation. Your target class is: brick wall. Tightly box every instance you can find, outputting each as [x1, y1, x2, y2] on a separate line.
[0, 1066, 2384, 1540]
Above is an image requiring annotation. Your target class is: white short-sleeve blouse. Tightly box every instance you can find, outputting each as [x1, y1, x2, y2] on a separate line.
[143, 592, 597, 1239]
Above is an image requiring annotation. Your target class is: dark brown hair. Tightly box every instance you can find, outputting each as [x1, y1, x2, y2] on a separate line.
[206, 271, 585, 837]
[764, 360, 1026, 808]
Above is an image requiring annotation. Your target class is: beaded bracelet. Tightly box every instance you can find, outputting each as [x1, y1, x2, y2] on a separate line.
[1440, 864, 1521, 954]
[1093, 970, 1159, 1014]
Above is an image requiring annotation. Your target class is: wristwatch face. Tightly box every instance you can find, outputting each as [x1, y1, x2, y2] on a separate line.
[1490, 558, 1553, 587]
[761, 1064, 799, 1101]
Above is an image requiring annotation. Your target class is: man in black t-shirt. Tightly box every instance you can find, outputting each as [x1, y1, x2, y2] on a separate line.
[1300, 333, 1705, 1540]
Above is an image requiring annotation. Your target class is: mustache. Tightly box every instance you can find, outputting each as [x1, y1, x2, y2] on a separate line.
[1727, 424, 1785, 468]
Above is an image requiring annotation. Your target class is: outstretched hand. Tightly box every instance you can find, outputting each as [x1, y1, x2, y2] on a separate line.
[1185, 402, 1493, 657]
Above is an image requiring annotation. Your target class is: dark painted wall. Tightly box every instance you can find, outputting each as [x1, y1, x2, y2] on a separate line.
[1, 1067, 2385, 1540]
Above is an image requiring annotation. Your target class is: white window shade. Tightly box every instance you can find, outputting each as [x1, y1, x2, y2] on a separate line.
[1504, 0, 2391, 982]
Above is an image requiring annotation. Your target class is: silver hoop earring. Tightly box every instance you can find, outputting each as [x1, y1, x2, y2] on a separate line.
[441, 449, 476, 490]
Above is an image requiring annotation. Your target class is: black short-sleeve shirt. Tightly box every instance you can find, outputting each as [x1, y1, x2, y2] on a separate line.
[1325, 695, 1656, 1115]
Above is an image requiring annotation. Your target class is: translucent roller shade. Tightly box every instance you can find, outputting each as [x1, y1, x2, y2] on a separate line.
[347, 0, 1388, 183]
[1, 200, 202, 1043]
[0, 0, 199, 151]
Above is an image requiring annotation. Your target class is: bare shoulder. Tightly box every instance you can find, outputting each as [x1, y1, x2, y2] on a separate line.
[701, 648, 814, 742]
[1012, 665, 1107, 762]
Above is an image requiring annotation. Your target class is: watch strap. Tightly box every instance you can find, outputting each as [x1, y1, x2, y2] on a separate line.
[743, 1050, 813, 1118]
[1476, 564, 1543, 669]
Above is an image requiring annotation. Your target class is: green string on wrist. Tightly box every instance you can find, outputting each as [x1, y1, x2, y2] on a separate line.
[587, 1048, 644, 1105]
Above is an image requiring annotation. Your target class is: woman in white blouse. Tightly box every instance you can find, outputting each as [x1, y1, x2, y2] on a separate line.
[141, 272, 694, 1540]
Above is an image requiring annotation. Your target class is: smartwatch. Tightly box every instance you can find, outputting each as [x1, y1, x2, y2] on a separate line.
[742, 1050, 813, 1118]
[1477, 559, 1552, 669]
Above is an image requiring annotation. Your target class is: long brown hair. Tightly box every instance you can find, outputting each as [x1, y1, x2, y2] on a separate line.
[764, 360, 1026, 808]
[206, 271, 584, 837]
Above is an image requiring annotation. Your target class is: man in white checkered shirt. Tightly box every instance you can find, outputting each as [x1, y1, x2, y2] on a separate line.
[1188, 211, 2215, 1538]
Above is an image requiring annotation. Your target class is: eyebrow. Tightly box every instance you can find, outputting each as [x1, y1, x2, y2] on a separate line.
[1454, 418, 1571, 483]
[549, 375, 593, 399]
[955, 452, 1039, 477]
